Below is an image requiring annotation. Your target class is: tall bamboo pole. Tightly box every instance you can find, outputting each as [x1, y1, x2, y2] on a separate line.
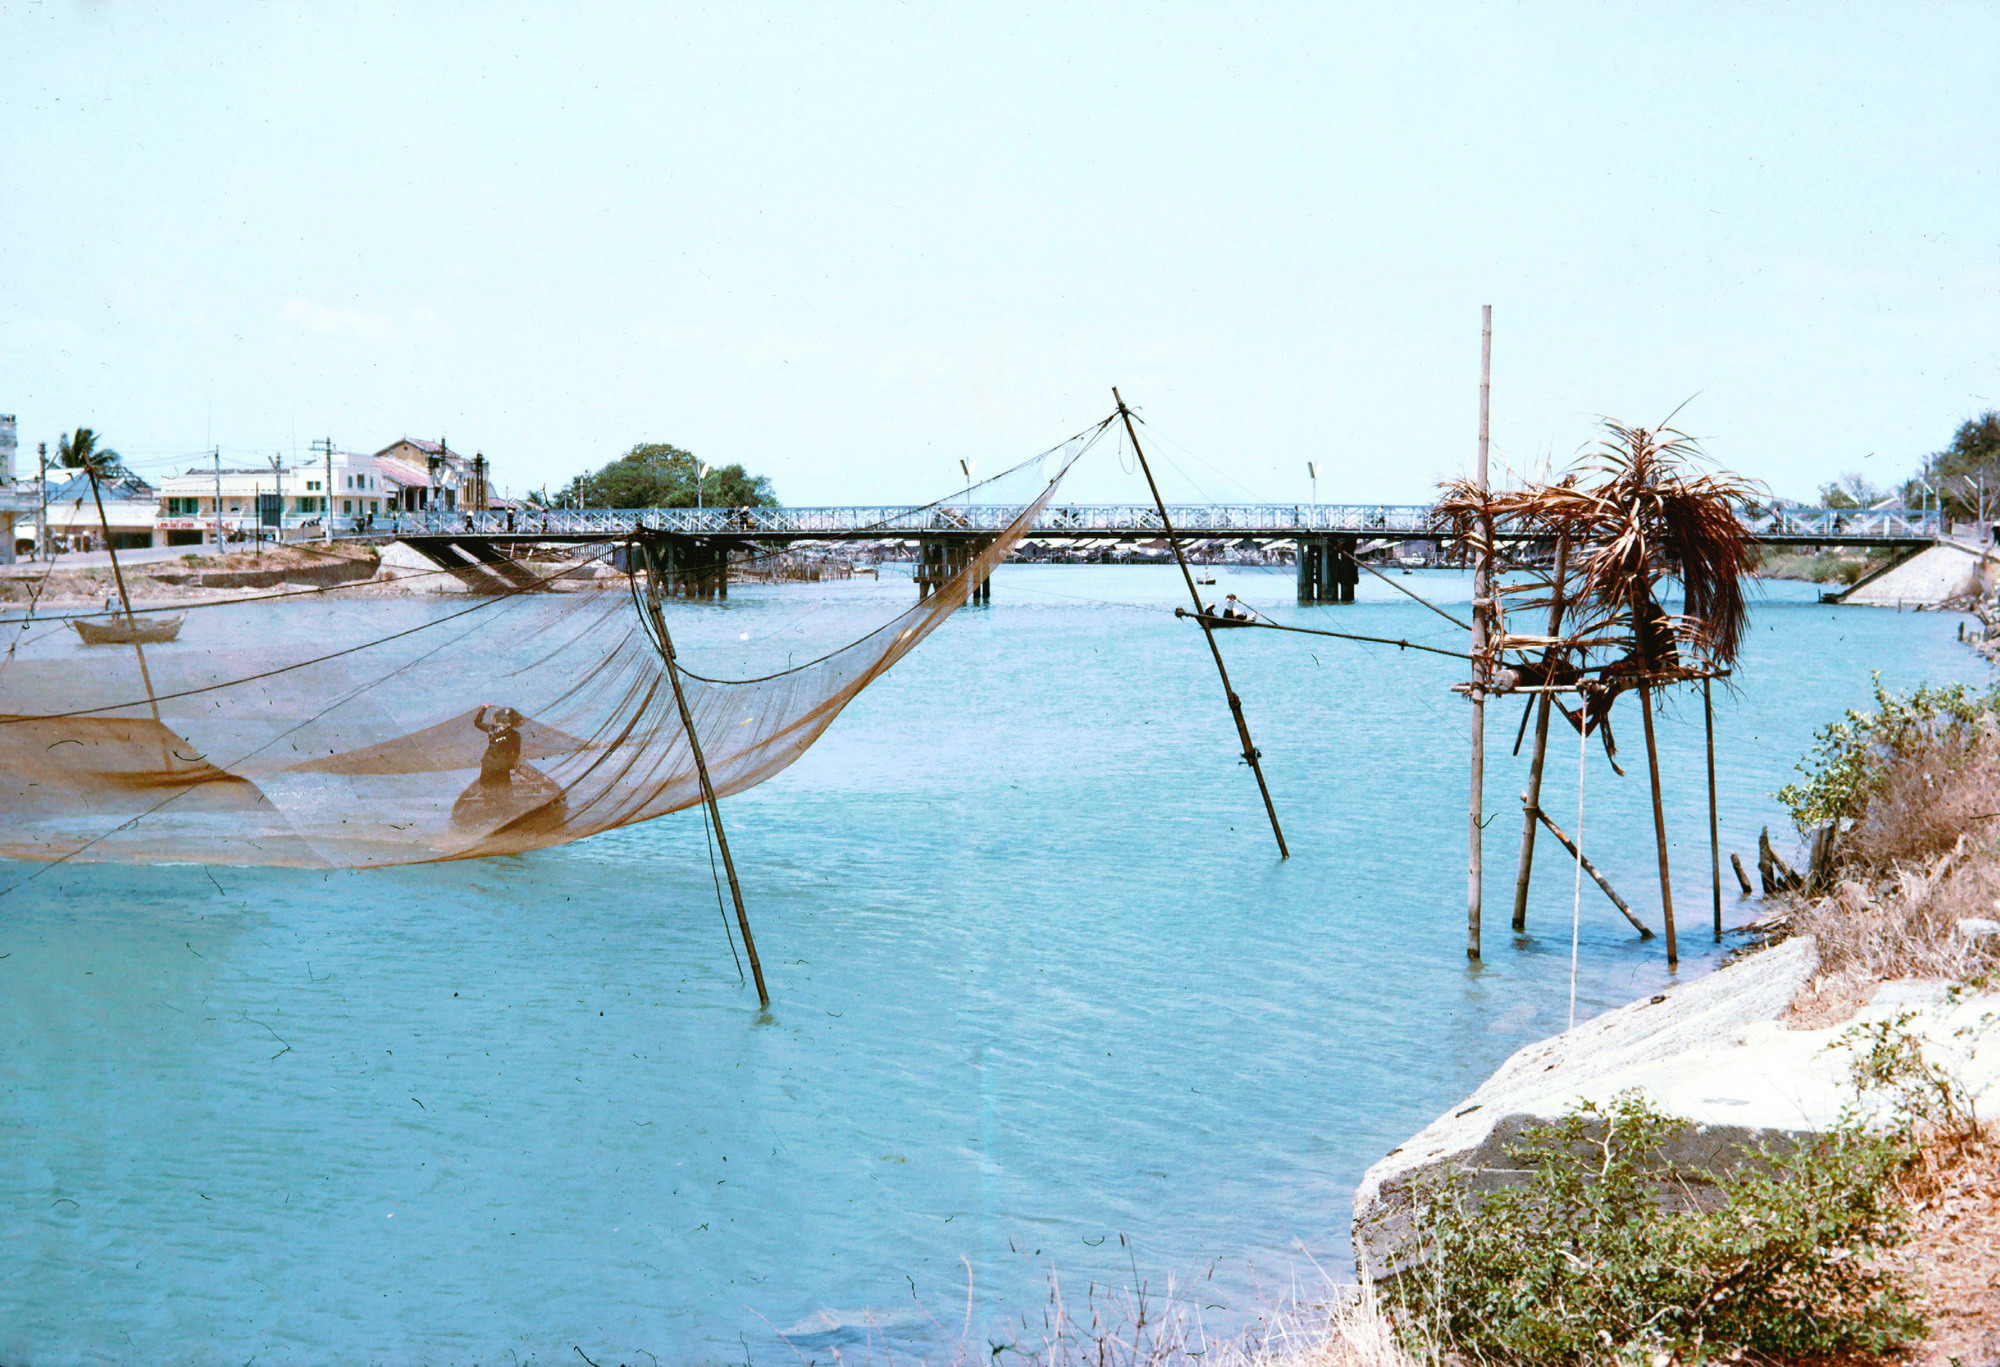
[646, 589, 771, 1008]
[1469, 305, 1492, 960]
[1510, 536, 1567, 932]
[1639, 684, 1679, 966]
[1113, 389, 1288, 858]
[1705, 676, 1722, 940]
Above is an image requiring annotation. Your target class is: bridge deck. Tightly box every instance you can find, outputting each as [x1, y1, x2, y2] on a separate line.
[370, 503, 1942, 548]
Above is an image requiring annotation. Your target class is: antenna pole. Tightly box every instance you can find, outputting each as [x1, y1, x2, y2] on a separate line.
[1113, 388, 1288, 859]
[212, 447, 224, 550]
[1469, 305, 1492, 960]
[647, 589, 771, 1007]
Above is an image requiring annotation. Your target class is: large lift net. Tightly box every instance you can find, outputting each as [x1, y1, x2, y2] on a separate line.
[0, 432, 1097, 869]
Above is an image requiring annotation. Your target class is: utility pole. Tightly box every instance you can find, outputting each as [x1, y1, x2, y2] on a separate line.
[311, 436, 335, 542]
[212, 447, 225, 551]
[36, 441, 48, 560]
[270, 453, 286, 548]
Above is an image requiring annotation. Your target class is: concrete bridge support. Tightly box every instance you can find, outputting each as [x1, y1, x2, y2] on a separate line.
[915, 535, 993, 603]
[1296, 534, 1359, 604]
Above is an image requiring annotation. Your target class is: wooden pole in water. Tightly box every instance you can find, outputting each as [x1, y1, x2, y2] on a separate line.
[1113, 388, 1288, 859]
[1638, 683, 1679, 966]
[1705, 676, 1722, 940]
[651, 602, 771, 1008]
[1469, 305, 1493, 960]
[1510, 536, 1567, 933]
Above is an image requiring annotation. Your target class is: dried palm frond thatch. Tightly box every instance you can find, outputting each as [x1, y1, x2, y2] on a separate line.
[1432, 421, 1760, 675]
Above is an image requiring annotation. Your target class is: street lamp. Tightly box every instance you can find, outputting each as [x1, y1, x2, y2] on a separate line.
[1307, 461, 1319, 517]
[696, 462, 712, 511]
[959, 459, 976, 512]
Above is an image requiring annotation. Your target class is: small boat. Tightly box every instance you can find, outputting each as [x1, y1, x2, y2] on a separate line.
[74, 614, 184, 645]
[1195, 574, 1216, 585]
[1176, 607, 1259, 629]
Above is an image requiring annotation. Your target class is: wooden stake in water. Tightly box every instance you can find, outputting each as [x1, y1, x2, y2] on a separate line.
[1469, 304, 1493, 960]
[1113, 388, 1287, 859]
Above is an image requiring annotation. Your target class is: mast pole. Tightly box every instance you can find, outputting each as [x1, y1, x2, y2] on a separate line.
[1469, 305, 1493, 960]
[87, 467, 137, 623]
[1113, 388, 1287, 859]
[649, 591, 770, 1007]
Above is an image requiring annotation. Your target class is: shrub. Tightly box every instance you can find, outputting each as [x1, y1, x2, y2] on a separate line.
[1775, 677, 2000, 862]
[1384, 1093, 1923, 1365]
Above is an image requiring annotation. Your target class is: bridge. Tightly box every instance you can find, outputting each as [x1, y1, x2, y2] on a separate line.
[375, 502, 1943, 546]
[372, 502, 1943, 604]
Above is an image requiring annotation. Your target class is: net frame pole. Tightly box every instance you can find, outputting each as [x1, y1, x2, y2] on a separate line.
[87, 466, 137, 623]
[644, 587, 771, 1008]
[1112, 388, 1288, 859]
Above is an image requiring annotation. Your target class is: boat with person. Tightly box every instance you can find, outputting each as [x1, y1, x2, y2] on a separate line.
[73, 612, 184, 645]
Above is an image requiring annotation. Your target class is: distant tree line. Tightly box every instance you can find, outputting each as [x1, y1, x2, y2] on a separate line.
[1907, 410, 2000, 521]
[544, 443, 777, 509]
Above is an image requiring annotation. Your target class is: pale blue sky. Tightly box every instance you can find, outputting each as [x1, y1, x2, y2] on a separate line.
[3, 2, 1995, 505]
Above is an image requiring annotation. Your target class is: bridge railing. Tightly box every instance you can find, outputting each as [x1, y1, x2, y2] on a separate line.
[372, 503, 1943, 541]
[1739, 506, 1942, 539]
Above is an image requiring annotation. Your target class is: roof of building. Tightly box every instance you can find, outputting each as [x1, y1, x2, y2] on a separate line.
[46, 471, 156, 503]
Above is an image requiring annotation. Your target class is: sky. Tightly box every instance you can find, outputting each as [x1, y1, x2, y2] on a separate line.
[2, 1, 1996, 506]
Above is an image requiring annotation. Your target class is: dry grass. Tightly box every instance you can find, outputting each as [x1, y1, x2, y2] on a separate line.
[965, 1278, 1428, 1367]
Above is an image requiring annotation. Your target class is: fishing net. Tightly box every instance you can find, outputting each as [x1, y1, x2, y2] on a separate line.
[0, 430, 1100, 869]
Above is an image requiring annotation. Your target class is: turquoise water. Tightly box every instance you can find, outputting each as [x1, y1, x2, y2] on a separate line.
[1, 566, 1987, 1364]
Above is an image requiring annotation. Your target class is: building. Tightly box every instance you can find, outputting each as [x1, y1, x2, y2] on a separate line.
[157, 454, 385, 544]
[0, 414, 30, 564]
[152, 437, 498, 541]
[373, 438, 492, 514]
[34, 469, 162, 552]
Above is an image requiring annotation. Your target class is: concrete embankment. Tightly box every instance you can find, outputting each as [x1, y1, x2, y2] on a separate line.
[1836, 538, 1999, 608]
[1352, 937, 2000, 1277]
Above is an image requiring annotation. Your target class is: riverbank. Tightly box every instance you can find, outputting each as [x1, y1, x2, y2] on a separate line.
[1336, 678, 2000, 1367]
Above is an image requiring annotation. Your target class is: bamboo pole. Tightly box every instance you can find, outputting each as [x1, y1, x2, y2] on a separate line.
[1510, 536, 1567, 932]
[1638, 684, 1679, 966]
[1526, 799, 1653, 937]
[1469, 305, 1492, 960]
[1705, 677, 1722, 940]
[647, 592, 770, 1008]
[1114, 389, 1288, 858]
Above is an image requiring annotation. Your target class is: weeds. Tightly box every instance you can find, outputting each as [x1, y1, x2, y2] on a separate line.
[1381, 1093, 1924, 1366]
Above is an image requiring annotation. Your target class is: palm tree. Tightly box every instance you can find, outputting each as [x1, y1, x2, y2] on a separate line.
[56, 427, 122, 479]
[57, 427, 137, 619]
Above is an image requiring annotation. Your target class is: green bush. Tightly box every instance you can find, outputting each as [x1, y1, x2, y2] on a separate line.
[1774, 676, 2000, 830]
[1384, 1093, 1922, 1365]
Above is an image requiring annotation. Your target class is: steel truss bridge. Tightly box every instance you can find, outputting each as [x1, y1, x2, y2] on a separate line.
[373, 502, 1943, 547]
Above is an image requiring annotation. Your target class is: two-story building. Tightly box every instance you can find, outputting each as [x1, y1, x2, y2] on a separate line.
[153, 437, 496, 541]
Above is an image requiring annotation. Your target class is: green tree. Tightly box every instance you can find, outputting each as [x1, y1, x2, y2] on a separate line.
[1906, 410, 2000, 519]
[556, 443, 777, 509]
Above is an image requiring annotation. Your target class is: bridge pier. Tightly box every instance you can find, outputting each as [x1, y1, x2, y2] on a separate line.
[1296, 534, 1358, 604]
[915, 535, 993, 603]
[648, 535, 733, 599]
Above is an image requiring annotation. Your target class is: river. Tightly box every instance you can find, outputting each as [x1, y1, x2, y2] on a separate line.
[0, 565, 1986, 1364]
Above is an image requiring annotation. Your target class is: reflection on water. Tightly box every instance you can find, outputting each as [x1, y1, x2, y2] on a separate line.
[0, 566, 1986, 1363]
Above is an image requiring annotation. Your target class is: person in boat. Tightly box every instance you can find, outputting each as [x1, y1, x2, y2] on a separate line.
[1221, 594, 1252, 621]
[471, 704, 523, 789]
[452, 703, 569, 832]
